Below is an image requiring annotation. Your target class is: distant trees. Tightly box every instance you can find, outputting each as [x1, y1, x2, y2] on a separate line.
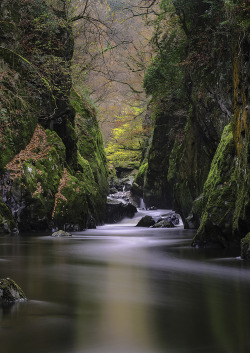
[65, 0, 156, 144]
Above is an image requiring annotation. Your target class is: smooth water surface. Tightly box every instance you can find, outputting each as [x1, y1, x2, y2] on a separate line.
[0, 209, 250, 353]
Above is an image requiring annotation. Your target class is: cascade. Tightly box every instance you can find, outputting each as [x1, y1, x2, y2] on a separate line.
[139, 198, 146, 209]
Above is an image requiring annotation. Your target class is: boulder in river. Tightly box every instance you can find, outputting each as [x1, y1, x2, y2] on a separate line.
[152, 219, 175, 228]
[160, 212, 180, 226]
[136, 215, 155, 227]
[52, 230, 72, 237]
[0, 278, 26, 303]
[106, 199, 137, 223]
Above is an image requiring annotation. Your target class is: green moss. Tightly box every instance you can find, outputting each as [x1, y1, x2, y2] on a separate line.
[52, 171, 89, 228]
[70, 89, 109, 196]
[167, 140, 181, 183]
[3, 126, 66, 231]
[193, 124, 237, 247]
[0, 104, 38, 171]
[133, 162, 148, 188]
[131, 162, 148, 197]
[0, 278, 26, 303]
[77, 152, 95, 181]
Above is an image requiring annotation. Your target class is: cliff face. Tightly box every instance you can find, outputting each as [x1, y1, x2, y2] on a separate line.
[193, 29, 250, 247]
[0, 0, 108, 233]
[141, 0, 232, 217]
[143, 105, 187, 209]
[171, 78, 231, 228]
[139, 0, 249, 247]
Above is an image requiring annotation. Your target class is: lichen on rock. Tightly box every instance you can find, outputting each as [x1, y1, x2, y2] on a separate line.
[0, 278, 26, 304]
[51, 230, 72, 237]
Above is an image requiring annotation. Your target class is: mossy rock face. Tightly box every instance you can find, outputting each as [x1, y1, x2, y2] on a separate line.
[0, 1, 108, 232]
[3, 125, 65, 231]
[70, 89, 109, 197]
[192, 124, 238, 247]
[131, 163, 148, 197]
[2, 125, 106, 232]
[143, 109, 187, 208]
[0, 278, 26, 304]
[241, 233, 250, 260]
[0, 0, 76, 169]
[0, 198, 17, 234]
[170, 118, 217, 228]
[185, 194, 203, 229]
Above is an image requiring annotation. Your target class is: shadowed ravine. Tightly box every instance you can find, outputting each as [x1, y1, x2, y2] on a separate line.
[0, 209, 250, 353]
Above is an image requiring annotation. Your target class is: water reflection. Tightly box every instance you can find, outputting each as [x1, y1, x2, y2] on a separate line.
[0, 220, 250, 353]
[75, 246, 158, 353]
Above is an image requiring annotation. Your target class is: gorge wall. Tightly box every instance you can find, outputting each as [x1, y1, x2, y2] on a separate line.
[0, 0, 108, 234]
[133, 0, 249, 247]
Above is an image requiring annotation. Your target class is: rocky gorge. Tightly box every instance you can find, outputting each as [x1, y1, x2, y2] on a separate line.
[0, 0, 250, 259]
[1, 2, 250, 352]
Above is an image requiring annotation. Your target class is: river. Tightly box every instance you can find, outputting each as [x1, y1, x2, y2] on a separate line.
[0, 209, 250, 353]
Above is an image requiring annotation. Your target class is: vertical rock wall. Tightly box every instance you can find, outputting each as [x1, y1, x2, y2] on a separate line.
[0, 0, 108, 233]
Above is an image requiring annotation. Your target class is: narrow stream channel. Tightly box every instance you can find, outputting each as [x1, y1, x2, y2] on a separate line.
[0, 209, 250, 353]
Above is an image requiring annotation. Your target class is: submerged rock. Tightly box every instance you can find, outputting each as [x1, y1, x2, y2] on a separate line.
[241, 233, 250, 261]
[136, 215, 155, 227]
[51, 230, 72, 237]
[0, 278, 26, 303]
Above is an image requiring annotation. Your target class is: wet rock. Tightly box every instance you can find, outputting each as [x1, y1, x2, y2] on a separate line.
[241, 233, 250, 260]
[152, 219, 175, 228]
[159, 212, 180, 226]
[51, 230, 72, 237]
[136, 215, 155, 227]
[106, 199, 137, 223]
[0, 278, 26, 304]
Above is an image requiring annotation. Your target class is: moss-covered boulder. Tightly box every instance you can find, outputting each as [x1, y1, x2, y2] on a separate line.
[0, 278, 26, 304]
[192, 124, 238, 247]
[51, 230, 72, 237]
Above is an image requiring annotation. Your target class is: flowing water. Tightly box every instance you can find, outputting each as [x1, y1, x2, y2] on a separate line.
[0, 209, 250, 353]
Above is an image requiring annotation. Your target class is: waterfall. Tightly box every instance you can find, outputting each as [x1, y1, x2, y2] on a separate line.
[139, 198, 146, 209]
